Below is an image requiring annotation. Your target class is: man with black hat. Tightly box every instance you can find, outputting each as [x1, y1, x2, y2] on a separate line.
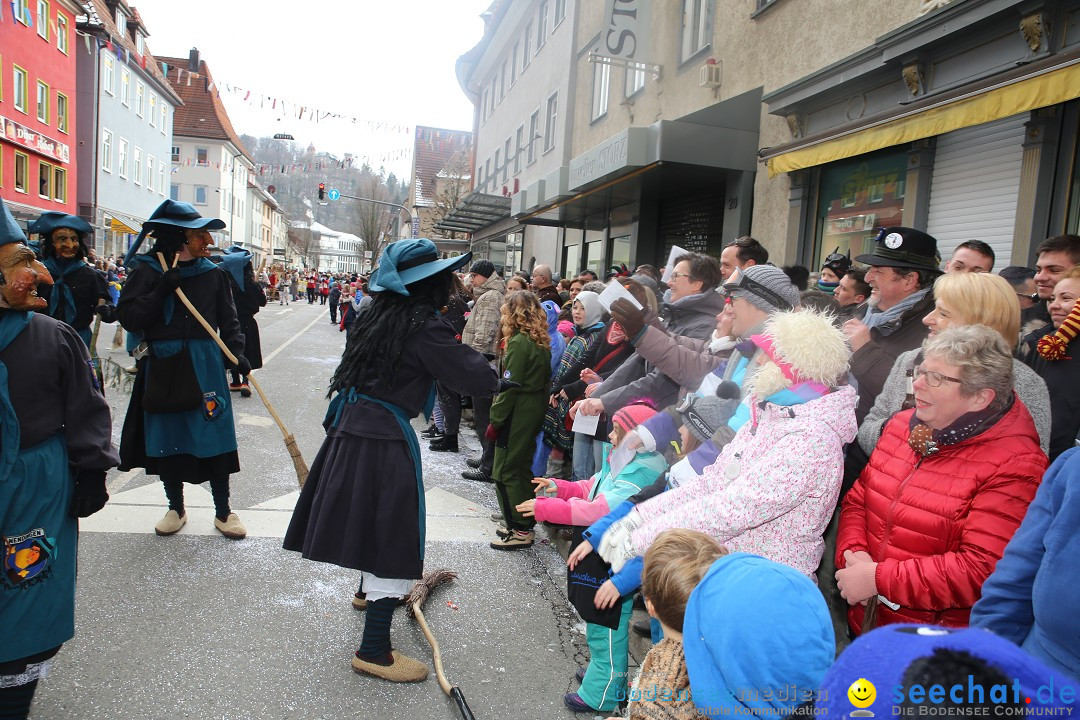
[0, 200, 118, 717]
[29, 212, 116, 348]
[843, 226, 941, 425]
[116, 199, 249, 539]
[460, 259, 506, 483]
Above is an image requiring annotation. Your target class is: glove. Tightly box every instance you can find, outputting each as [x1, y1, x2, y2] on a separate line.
[597, 509, 643, 563]
[607, 533, 639, 573]
[156, 267, 182, 294]
[496, 378, 521, 393]
[69, 469, 109, 518]
[230, 355, 252, 376]
[485, 424, 498, 442]
[609, 298, 646, 339]
[94, 303, 117, 324]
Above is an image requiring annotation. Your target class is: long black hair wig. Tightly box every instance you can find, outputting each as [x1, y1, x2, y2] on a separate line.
[144, 225, 187, 264]
[328, 269, 453, 396]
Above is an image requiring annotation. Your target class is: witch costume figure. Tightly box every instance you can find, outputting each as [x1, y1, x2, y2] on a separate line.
[28, 212, 114, 348]
[284, 239, 511, 683]
[0, 200, 118, 719]
[116, 199, 249, 540]
[217, 246, 266, 398]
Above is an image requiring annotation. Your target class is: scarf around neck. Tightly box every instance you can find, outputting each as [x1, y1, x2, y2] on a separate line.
[43, 257, 86, 325]
[907, 393, 1013, 457]
[864, 287, 930, 333]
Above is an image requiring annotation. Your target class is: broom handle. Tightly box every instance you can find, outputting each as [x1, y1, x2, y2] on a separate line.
[411, 601, 454, 696]
[156, 252, 292, 442]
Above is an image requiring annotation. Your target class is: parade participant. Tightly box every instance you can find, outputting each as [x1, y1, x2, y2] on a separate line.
[283, 239, 507, 683]
[306, 273, 316, 303]
[219, 246, 266, 399]
[488, 290, 551, 549]
[28, 212, 114, 348]
[116, 199, 249, 540]
[0, 200, 118, 719]
[328, 280, 341, 324]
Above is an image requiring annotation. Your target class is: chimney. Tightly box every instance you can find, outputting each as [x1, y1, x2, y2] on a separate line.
[188, 47, 199, 72]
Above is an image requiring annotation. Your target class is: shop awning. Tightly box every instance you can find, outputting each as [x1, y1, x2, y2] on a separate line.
[765, 55, 1080, 177]
[110, 217, 141, 235]
[433, 192, 511, 234]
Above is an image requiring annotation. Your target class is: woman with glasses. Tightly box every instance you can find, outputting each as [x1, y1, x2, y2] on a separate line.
[856, 271, 1051, 462]
[835, 325, 1047, 636]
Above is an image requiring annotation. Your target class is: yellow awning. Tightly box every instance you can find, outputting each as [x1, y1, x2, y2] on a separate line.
[110, 217, 139, 234]
[767, 59, 1080, 177]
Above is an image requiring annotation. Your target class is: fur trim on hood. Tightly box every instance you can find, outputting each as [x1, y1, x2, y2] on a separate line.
[751, 308, 851, 387]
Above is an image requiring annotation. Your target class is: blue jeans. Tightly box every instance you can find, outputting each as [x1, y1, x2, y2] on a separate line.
[573, 432, 599, 482]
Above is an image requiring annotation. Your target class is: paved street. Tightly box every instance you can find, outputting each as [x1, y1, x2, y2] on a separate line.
[30, 301, 641, 720]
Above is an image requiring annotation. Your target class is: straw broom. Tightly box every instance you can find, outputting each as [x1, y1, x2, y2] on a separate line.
[156, 252, 310, 487]
[406, 569, 476, 720]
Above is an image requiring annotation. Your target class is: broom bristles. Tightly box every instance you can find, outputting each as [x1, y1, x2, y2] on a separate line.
[406, 569, 457, 612]
[284, 434, 309, 487]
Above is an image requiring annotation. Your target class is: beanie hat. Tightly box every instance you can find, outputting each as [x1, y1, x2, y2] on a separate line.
[612, 401, 658, 434]
[683, 553, 834, 716]
[573, 290, 604, 328]
[469, 259, 495, 278]
[723, 265, 800, 314]
[750, 308, 850, 387]
[816, 625, 1079, 718]
[677, 381, 741, 443]
[1036, 300, 1080, 360]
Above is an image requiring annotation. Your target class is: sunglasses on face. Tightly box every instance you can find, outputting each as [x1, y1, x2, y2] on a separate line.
[1016, 292, 1039, 302]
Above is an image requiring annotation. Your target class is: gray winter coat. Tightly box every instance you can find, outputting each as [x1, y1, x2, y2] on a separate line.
[461, 274, 506, 356]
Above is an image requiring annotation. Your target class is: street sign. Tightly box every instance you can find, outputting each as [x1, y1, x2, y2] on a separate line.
[327, 189, 340, 201]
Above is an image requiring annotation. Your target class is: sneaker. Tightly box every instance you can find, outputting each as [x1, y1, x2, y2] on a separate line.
[574, 667, 587, 683]
[461, 469, 493, 483]
[490, 529, 533, 550]
[239, 384, 252, 398]
[228, 382, 242, 392]
[351, 650, 428, 683]
[564, 692, 598, 713]
[495, 525, 511, 539]
[429, 434, 458, 452]
[465, 457, 482, 469]
[214, 513, 247, 539]
[420, 424, 441, 439]
[154, 509, 187, 536]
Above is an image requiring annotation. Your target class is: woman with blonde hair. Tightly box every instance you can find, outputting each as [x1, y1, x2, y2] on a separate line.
[488, 290, 552, 549]
[858, 270, 1051, 458]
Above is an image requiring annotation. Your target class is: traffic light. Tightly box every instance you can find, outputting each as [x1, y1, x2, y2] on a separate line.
[318, 183, 325, 201]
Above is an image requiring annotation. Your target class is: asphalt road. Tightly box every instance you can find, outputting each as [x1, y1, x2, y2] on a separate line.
[30, 299, 651, 720]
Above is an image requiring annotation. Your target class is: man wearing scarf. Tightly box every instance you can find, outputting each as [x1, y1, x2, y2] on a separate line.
[28, 213, 115, 348]
[0, 200, 118, 718]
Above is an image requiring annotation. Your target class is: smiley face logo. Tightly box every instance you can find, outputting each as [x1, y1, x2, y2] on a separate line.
[848, 678, 876, 709]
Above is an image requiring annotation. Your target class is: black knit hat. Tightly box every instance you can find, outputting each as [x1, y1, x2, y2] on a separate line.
[855, 227, 942, 273]
[469, 259, 495, 278]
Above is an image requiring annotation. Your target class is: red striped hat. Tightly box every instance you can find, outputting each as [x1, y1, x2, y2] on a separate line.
[612, 401, 657, 433]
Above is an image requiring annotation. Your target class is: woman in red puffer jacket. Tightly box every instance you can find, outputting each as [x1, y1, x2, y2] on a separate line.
[836, 325, 1047, 636]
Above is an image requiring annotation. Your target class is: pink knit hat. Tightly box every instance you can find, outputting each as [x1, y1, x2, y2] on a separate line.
[749, 333, 802, 384]
[612, 401, 657, 433]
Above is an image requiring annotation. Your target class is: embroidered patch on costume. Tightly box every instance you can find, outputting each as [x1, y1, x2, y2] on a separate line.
[883, 232, 904, 249]
[203, 391, 223, 421]
[3, 529, 56, 589]
[502, 370, 512, 379]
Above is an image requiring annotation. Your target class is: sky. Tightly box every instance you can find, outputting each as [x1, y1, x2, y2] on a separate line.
[132, 0, 493, 177]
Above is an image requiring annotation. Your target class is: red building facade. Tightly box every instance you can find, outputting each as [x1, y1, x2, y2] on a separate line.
[0, 0, 79, 223]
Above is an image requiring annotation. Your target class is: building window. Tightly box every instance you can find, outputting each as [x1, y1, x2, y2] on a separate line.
[503, 138, 512, 183]
[813, 148, 909, 272]
[135, 33, 145, 56]
[171, 145, 180, 162]
[544, 92, 558, 152]
[522, 22, 532, 71]
[528, 110, 540, 165]
[36, 80, 48, 123]
[554, 0, 565, 26]
[160, 105, 167, 133]
[511, 43, 519, 86]
[14, 153, 29, 193]
[13, 66, 28, 113]
[149, 95, 156, 127]
[38, 160, 52, 198]
[159, 162, 166, 195]
[680, 0, 712, 63]
[170, 184, 179, 200]
[194, 185, 207, 205]
[135, 83, 144, 117]
[537, 1, 548, 48]
[514, 125, 525, 174]
[115, 9, 126, 36]
[118, 138, 128, 178]
[147, 155, 155, 192]
[101, 130, 112, 172]
[121, 69, 130, 106]
[36, 0, 48, 40]
[57, 13, 68, 53]
[494, 149, 501, 186]
[591, 56, 610, 121]
[490, 77, 497, 114]
[626, 65, 646, 97]
[13, 0, 28, 25]
[53, 167, 66, 203]
[133, 147, 142, 185]
[56, 92, 68, 132]
[103, 58, 114, 96]
[196, 147, 208, 166]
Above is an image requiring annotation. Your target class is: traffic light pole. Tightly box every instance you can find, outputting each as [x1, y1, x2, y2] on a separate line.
[334, 192, 417, 238]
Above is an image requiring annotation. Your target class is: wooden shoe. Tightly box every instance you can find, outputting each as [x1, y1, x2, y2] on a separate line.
[214, 513, 247, 539]
[351, 651, 428, 683]
[154, 510, 187, 536]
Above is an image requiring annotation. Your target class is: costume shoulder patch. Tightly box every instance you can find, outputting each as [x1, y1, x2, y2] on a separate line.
[3, 529, 56, 588]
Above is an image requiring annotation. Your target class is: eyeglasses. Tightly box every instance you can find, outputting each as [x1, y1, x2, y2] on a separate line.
[1016, 292, 1039, 302]
[913, 365, 962, 388]
[670, 271, 692, 280]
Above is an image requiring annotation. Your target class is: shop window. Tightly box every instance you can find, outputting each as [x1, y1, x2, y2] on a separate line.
[563, 243, 580, 277]
[812, 147, 909, 273]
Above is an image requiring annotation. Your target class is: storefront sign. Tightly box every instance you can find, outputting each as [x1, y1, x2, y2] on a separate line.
[603, 0, 651, 64]
[568, 127, 649, 191]
[0, 114, 70, 164]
